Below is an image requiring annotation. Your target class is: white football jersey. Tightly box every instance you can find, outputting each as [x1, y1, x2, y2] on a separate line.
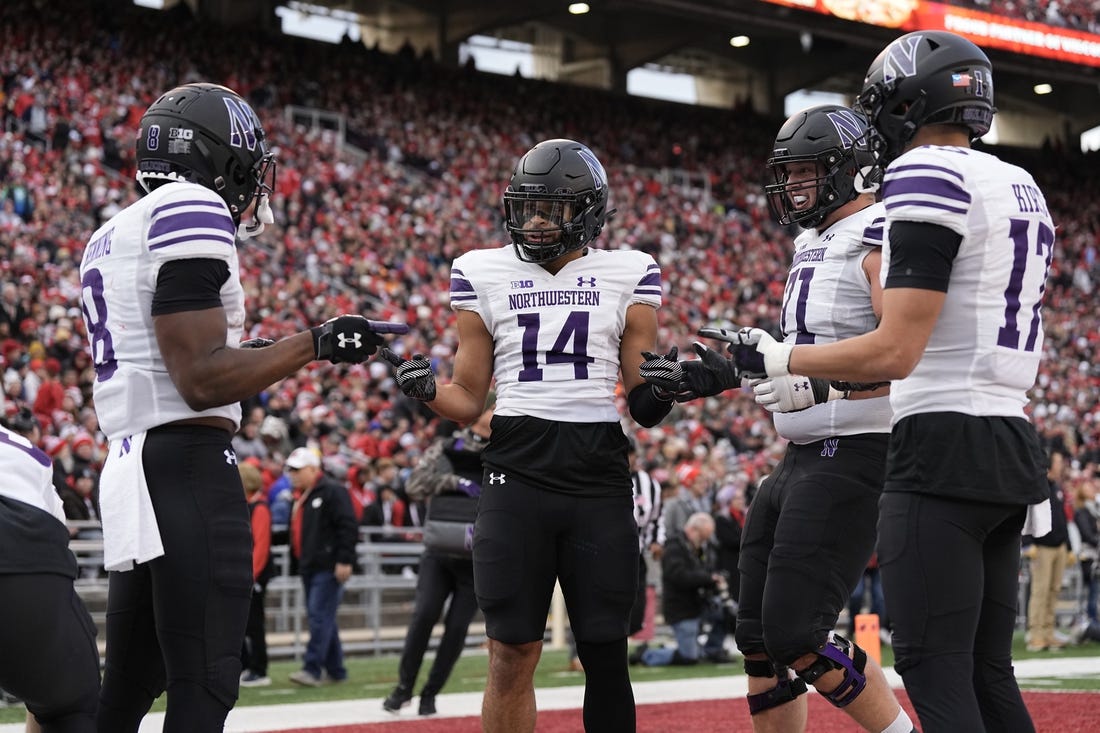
[450, 246, 662, 422]
[79, 182, 245, 441]
[0, 426, 65, 524]
[774, 202, 893, 443]
[881, 146, 1054, 422]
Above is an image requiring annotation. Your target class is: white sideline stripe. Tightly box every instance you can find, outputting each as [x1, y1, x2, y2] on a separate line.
[2, 657, 1095, 732]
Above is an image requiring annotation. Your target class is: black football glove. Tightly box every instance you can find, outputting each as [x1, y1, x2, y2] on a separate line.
[380, 348, 437, 401]
[311, 316, 408, 364]
[683, 342, 743, 397]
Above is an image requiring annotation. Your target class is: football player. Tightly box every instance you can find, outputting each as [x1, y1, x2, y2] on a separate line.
[705, 31, 1050, 733]
[81, 83, 406, 733]
[383, 139, 669, 733]
[645, 105, 915, 733]
[0, 421, 99, 733]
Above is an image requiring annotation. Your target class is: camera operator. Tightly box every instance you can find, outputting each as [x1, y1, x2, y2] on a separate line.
[636, 512, 730, 665]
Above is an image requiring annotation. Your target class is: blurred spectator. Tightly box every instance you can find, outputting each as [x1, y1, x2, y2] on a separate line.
[615, 439, 666, 668]
[240, 462, 273, 688]
[0, 283, 29, 340]
[382, 407, 489, 716]
[713, 482, 745, 605]
[848, 555, 887, 636]
[637, 513, 729, 666]
[58, 467, 101, 528]
[287, 447, 358, 687]
[659, 465, 710, 540]
[232, 420, 268, 462]
[1024, 450, 1071, 651]
[1072, 475, 1098, 625]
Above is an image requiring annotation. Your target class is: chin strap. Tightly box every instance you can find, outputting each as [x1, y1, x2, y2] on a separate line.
[237, 193, 274, 240]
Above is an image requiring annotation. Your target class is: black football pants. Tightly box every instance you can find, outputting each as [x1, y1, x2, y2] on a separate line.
[879, 492, 1034, 733]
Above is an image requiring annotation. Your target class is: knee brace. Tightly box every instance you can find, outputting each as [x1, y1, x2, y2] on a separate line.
[795, 633, 867, 708]
[744, 658, 807, 715]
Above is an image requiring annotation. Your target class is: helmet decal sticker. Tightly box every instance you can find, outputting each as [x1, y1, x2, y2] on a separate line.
[883, 34, 922, 83]
[223, 97, 258, 151]
[146, 124, 160, 152]
[576, 147, 605, 191]
[825, 109, 865, 150]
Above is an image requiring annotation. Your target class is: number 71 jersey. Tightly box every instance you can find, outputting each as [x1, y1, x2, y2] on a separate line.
[450, 246, 662, 422]
[880, 146, 1055, 421]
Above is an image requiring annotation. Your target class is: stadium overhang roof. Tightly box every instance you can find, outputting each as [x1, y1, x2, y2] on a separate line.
[216, 0, 1100, 131]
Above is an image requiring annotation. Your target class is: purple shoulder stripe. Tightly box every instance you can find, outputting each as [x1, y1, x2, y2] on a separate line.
[149, 210, 235, 240]
[882, 175, 971, 204]
[887, 163, 964, 182]
[148, 232, 235, 251]
[450, 277, 475, 293]
[884, 199, 968, 215]
[151, 199, 226, 218]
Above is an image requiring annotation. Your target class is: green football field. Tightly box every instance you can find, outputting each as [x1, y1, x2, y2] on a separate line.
[3, 634, 1096, 723]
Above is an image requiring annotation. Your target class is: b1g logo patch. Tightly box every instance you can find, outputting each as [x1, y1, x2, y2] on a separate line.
[168, 127, 193, 154]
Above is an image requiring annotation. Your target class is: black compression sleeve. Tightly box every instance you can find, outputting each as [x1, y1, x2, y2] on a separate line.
[151, 258, 231, 316]
[884, 221, 962, 292]
[628, 383, 673, 428]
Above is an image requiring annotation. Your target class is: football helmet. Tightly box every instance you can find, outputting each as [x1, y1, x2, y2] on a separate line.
[856, 30, 994, 170]
[764, 104, 877, 229]
[135, 83, 276, 224]
[503, 139, 610, 263]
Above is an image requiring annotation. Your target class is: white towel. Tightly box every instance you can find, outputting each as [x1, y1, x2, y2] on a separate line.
[99, 431, 164, 571]
[1022, 498, 1052, 538]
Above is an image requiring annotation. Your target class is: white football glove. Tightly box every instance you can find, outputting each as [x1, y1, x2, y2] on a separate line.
[697, 326, 792, 379]
[752, 374, 846, 413]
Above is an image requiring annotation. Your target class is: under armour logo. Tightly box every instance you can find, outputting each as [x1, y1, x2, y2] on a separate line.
[488, 473, 506, 485]
[337, 332, 362, 349]
[577, 276, 597, 287]
[225, 449, 238, 465]
[793, 379, 810, 392]
[821, 438, 839, 458]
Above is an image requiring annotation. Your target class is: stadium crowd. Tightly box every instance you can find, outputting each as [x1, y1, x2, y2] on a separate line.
[949, 0, 1100, 33]
[0, 0, 1097, 558]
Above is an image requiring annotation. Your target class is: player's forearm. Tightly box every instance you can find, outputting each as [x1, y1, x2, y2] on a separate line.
[426, 382, 486, 425]
[171, 332, 316, 411]
[788, 330, 915, 383]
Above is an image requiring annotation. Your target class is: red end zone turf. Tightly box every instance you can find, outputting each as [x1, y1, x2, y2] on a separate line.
[263, 690, 1098, 733]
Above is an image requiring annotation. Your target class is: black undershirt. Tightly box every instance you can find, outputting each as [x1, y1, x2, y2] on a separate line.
[151, 258, 230, 316]
[884, 221, 962, 292]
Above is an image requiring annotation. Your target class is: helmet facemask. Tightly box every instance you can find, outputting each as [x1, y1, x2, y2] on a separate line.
[504, 189, 596, 263]
[235, 152, 277, 239]
[765, 151, 847, 229]
[855, 80, 928, 177]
